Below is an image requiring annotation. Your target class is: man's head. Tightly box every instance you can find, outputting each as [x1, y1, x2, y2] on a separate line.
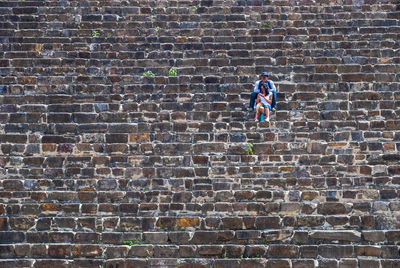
[260, 71, 269, 82]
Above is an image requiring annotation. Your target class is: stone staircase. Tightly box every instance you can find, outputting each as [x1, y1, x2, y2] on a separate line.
[1, 0, 400, 267]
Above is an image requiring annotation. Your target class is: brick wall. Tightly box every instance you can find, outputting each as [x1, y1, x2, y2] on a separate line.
[1, 0, 400, 267]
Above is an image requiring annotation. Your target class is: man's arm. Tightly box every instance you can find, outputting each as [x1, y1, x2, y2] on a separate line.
[253, 80, 260, 93]
[267, 80, 276, 92]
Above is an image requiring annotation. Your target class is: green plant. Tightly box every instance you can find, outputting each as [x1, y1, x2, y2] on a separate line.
[150, 16, 155, 22]
[156, 26, 161, 31]
[142, 70, 155, 77]
[99, 266, 104, 268]
[145, 249, 153, 258]
[168, 67, 178, 77]
[223, 249, 228, 259]
[246, 143, 254, 155]
[92, 30, 101, 37]
[123, 240, 134, 246]
[134, 239, 143, 245]
[176, 259, 181, 265]
[78, 24, 84, 30]
[192, 3, 200, 13]
[264, 23, 270, 28]
[377, 139, 383, 142]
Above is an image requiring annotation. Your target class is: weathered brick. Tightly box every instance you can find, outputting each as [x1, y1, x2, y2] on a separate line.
[222, 217, 243, 230]
[268, 245, 299, 258]
[9, 217, 35, 230]
[72, 245, 103, 258]
[317, 202, 349, 215]
[143, 232, 168, 243]
[266, 260, 291, 268]
[190, 231, 217, 244]
[48, 245, 70, 258]
[255, 217, 281, 229]
[319, 245, 354, 258]
[310, 231, 361, 242]
[198, 245, 223, 256]
[0, 232, 25, 243]
[105, 246, 128, 258]
[0, 134, 27, 143]
[362, 231, 385, 242]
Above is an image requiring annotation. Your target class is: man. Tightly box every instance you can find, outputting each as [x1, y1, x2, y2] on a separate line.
[248, 71, 276, 112]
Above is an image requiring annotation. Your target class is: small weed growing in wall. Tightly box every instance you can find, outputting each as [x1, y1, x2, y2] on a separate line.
[142, 70, 155, 77]
[92, 30, 101, 37]
[145, 249, 152, 258]
[168, 67, 178, 77]
[156, 26, 161, 31]
[78, 24, 84, 30]
[246, 142, 254, 155]
[264, 23, 271, 28]
[123, 240, 134, 246]
[192, 3, 200, 13]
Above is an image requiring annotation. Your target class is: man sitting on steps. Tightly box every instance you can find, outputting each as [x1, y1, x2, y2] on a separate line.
[248, 71, 277, 112]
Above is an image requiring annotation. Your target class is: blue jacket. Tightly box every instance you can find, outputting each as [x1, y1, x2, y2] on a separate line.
[253, 79, 276, 93]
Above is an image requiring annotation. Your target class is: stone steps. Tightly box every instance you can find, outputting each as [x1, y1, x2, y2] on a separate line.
[1, 258, 400, 268]
[1, 184, 398, 198]
[1, 0, 400, 266]
[0, 243, 399, 260]
[0, 203, 398, 217]
[0, 229, 397, 244]
[1, 127, 399, 139]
